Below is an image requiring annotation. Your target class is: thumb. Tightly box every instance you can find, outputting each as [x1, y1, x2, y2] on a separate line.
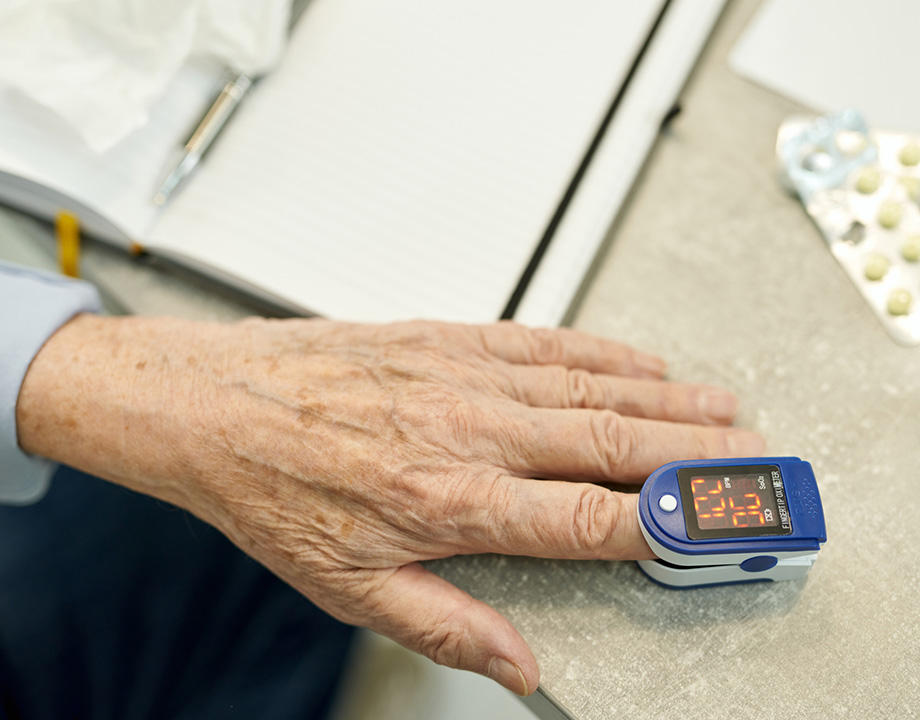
[362, 562, 538, 695]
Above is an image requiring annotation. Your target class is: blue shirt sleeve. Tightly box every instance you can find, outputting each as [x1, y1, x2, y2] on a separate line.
[0, 261, 102, 504]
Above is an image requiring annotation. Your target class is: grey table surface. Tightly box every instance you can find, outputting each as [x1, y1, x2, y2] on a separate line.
[2, 1, 918, 718]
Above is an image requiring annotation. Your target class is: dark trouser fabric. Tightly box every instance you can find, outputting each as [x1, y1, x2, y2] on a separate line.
[0, 466, 354, 720]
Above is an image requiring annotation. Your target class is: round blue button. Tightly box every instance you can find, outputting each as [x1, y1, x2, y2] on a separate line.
[740, 556, 779, 573]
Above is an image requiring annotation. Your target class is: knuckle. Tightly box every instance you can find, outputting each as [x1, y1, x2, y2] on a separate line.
[654, 388, 685, 422]
[443, 396, 476, 443]
[305, 567, 380, 626]
[571, 486, 621, 556]
[488, 319, 521, 344]
[528, 328, 566, 365]
[427, 322, 459, 348]
[383, 470, 443, 536]
[439, 471, 478, 519]
[440, 471, 514, 547]
[420, 619, 472, 668]
[678, 424, 715, 460]
[389, 384, 468, 434]
[382, 320, 448, 350]
[699, 431, 722, 459]
[565, 368, 596, 408]
[590, 410, 634, 476]
[481, 473, 516, 529]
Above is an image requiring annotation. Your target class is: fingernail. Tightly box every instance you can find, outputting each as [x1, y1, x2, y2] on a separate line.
[487, 656, 529, 696]
[633, 351, 666, 378]
[727, 430, 765, 456]
[698, 389, 739, 423]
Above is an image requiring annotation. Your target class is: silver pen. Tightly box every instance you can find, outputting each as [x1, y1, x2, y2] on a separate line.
[153, 74, 252, 206]
[153, 0, 312, 206]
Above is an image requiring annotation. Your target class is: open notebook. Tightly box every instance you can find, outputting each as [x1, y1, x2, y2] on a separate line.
[0, 0, 724, 325]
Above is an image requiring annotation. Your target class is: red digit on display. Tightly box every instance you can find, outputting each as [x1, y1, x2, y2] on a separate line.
[692, 478, 710, 518]
[730, 493, 766, 527]
[745, 492, 765, 526]
[729, 495, 744, 527]
[729, 495, 745, 527]
[693, 477, 729, 528]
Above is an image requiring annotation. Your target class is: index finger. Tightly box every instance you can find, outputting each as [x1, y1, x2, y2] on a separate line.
[444, 472, 655, 562]
[474, 322, 666, 378]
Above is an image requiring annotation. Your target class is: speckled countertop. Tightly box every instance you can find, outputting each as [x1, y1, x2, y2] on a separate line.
[2, 2, 917, 718]
[434, 2, 920, 718]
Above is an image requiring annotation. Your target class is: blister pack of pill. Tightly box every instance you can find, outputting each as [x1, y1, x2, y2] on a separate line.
[778, 109, 920, 347]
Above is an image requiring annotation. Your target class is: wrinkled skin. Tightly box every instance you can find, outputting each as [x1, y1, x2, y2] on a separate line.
[17, 316, 763, 695]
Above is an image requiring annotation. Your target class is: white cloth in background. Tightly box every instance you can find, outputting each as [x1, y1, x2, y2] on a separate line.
[0, 0, 292, 152]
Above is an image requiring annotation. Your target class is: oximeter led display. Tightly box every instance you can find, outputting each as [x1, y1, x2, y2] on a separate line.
[677, 464, 793, 540]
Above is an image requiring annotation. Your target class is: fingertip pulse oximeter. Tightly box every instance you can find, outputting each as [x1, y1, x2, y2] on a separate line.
[637, 457, 827, 588]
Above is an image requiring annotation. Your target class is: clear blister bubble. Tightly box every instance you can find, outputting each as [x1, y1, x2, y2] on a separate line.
[779, 109, 920, 346]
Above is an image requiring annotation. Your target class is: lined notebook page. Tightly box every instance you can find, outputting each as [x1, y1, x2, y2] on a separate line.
[0, 63, 218, 241]
[148, 0, 662, 323]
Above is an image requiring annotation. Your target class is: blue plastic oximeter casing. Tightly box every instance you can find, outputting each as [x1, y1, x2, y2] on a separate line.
[637, 457, 827, 588]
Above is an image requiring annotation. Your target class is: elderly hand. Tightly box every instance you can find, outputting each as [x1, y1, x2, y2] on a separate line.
[16, 316, 763, 695]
